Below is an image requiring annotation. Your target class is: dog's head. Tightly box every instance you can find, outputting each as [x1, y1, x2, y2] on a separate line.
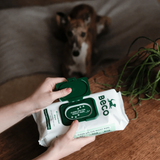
[56, 12, 91, 57]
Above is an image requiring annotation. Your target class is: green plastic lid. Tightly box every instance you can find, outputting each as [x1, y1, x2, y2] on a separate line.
[56, 77, 99, 126]
[56, 77, 90, 102]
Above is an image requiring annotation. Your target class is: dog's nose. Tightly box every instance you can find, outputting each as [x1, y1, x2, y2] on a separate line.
[73, 50, 80, 57]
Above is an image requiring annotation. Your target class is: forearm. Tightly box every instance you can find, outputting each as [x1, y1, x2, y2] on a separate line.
[0, 98, 33, 133]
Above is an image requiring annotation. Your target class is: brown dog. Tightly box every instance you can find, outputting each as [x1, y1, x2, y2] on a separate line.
[56, 4, 110, 78]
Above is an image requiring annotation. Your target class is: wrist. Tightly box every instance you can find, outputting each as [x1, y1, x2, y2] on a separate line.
[33, 146, 61, 160]
[25, 94, 44, 116]
[21, 98, 33, 117]
[47, 145, 62, 160]
[19, 97, 37, 117]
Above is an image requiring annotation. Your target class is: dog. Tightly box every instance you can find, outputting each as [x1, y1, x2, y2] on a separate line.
[56, 4, 111, 78]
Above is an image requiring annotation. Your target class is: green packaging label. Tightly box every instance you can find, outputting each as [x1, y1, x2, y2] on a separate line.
[65, 103, 92, 120]
[44, 109, 51, 130]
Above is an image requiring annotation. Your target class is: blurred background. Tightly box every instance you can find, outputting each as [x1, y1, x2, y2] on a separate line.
[0, 0, 160, 106]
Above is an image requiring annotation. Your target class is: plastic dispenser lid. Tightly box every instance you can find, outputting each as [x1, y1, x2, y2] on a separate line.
[56, 77, 90, 102]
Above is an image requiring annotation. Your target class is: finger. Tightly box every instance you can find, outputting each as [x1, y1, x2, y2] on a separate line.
[43, 77, 67, 90]
[75, 136, 96, 147]
[65, 120, 79, 139]
[50, 77, 67, 87]
[51, 88, 72, 101]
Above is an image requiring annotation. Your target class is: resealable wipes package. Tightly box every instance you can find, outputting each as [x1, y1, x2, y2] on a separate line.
[32, 77, 129, 147]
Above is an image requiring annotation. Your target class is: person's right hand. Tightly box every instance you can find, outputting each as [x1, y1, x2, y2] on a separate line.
[50, 120, 96, 159]
[34, 120, 95, 160]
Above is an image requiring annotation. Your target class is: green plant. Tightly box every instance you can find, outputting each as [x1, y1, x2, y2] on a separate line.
[95, 36, 160, 119]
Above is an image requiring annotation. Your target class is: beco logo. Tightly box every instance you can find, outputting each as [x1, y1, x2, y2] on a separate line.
[98, 95, 116, 116]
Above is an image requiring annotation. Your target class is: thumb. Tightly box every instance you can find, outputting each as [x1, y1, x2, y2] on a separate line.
[65, 120, 79, 139]
[51, 88, 72, 101]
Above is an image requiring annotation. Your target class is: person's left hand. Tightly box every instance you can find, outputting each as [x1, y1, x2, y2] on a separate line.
[28, 77, 72, 113]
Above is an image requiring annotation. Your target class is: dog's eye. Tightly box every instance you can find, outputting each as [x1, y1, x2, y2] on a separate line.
[81, 32, 86, 37]
[67, 31, 73, 37]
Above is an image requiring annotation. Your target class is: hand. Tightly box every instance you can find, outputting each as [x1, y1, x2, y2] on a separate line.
[28, 77, 72, 113]
[0, 77, 72, 133]
[34, 120, 95, 160]
[50, 120, 95, 159]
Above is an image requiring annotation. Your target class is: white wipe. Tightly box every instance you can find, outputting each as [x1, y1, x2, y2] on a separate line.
[33, 89, 129, 147]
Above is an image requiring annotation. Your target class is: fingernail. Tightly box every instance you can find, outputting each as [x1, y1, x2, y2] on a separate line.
[74, 120, 78, 124]
[66, 88, 72, 93]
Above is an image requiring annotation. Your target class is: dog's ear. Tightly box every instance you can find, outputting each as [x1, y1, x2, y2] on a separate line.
[96, 15, 111, 34]
[97, 15, 111, 26]
[56, 12, 70, 27]
[83, 13, 91, 26]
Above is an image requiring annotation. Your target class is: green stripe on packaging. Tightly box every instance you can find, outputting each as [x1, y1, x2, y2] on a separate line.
[44, 109, 51, 130]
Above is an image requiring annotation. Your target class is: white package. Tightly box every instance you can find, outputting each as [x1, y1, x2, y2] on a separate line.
[33, 89, 129, 147]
